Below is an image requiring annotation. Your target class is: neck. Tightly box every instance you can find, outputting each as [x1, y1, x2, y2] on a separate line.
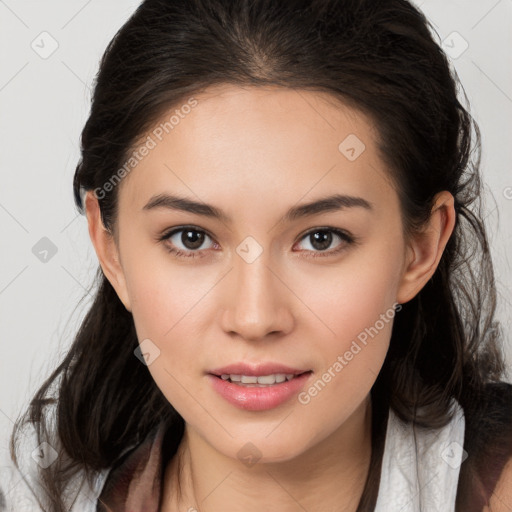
[162, 395, 374, 512]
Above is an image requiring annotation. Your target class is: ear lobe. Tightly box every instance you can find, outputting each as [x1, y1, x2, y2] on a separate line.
[84, 191, 132, 312]
[396, 191, 456, 305]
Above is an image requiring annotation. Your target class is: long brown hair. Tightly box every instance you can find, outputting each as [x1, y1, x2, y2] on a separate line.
[10, 0, 507, 510]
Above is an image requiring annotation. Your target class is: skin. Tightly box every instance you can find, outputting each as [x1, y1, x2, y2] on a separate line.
[85, 83, 456, 511]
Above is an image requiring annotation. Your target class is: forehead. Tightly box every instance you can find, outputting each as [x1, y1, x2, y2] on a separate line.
[117, 84, 395, 217]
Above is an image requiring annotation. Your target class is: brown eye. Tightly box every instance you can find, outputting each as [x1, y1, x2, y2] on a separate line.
[159, 226, 216, 258]
[295, 228, 355, 257]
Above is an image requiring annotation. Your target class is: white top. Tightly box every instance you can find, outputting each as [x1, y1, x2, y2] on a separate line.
[374, 398, 466, 512]
[0, 399, 465, 511]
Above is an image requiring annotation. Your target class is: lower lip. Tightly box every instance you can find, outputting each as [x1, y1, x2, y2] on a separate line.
[206, 372, 313, 411]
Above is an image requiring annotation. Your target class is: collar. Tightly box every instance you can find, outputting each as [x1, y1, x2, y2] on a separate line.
[96, 422, 168, 511]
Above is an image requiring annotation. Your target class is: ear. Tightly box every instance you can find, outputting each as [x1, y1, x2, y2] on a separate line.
[84, 191, 132, 312]
[396, 190, 456, 305]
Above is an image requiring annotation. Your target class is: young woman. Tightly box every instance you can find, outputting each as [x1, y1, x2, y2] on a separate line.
[3, 0, 511, 511]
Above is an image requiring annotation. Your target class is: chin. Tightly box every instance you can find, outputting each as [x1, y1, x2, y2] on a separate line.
[213, 432, 310, 466]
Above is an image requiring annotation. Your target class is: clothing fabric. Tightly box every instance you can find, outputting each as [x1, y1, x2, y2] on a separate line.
[97, 399, 467, 512]
[373, 398, 465, 512]
[1, 382, 511, 511]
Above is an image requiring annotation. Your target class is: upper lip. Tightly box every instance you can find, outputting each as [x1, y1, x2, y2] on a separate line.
[208, 363, 312, 377]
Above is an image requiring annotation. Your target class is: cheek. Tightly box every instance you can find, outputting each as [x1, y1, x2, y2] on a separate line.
[124, 258, 213, 384]
[293, 265, 397, 429]
[288, 237, 402, 387]
[293, 245, 401, 342]
[125, 263, 207, 415]
[125, 254, 206, 339]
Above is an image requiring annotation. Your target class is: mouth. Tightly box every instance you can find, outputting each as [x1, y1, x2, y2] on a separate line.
[207, 370, 314, 411]
[210, 370, 313, 387]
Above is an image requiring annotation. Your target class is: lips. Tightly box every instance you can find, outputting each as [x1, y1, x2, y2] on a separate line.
[207, 370, 314, 411]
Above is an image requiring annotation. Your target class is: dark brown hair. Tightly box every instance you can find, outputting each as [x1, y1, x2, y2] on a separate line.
[9, 0, 507, 510]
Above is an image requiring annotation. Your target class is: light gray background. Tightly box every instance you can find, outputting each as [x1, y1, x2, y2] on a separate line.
[1, 0, 511, 446]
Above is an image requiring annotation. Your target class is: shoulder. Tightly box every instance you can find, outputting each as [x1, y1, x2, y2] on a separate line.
[464, 381, 512, 449]
[486, 456, 512, 512]
[456, 381, 512, 511]
[0, 431, 46, 511]
[478, 382, 512, 512]
[0, 418, 107, 512]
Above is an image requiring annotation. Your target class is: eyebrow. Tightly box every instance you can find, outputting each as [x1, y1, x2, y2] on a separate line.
[142, 192, 373, 223]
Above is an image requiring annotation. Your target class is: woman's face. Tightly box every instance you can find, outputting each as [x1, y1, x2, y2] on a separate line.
[87, 84, 444, 463]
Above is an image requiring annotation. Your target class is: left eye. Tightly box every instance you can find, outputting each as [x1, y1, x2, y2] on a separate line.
[159, 226, 355, 259]
[293, 228, 355, 257]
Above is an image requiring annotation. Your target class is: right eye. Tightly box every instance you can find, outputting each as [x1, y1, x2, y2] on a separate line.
[159, 226, 218, 258]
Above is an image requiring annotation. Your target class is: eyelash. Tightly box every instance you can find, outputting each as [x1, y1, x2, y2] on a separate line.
[158, 225, 357, 259]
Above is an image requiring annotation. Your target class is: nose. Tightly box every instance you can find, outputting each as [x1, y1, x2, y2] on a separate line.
[220, 252, 294, 342]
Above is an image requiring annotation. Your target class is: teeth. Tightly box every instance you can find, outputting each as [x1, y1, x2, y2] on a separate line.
[219, 373, 297, 385]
